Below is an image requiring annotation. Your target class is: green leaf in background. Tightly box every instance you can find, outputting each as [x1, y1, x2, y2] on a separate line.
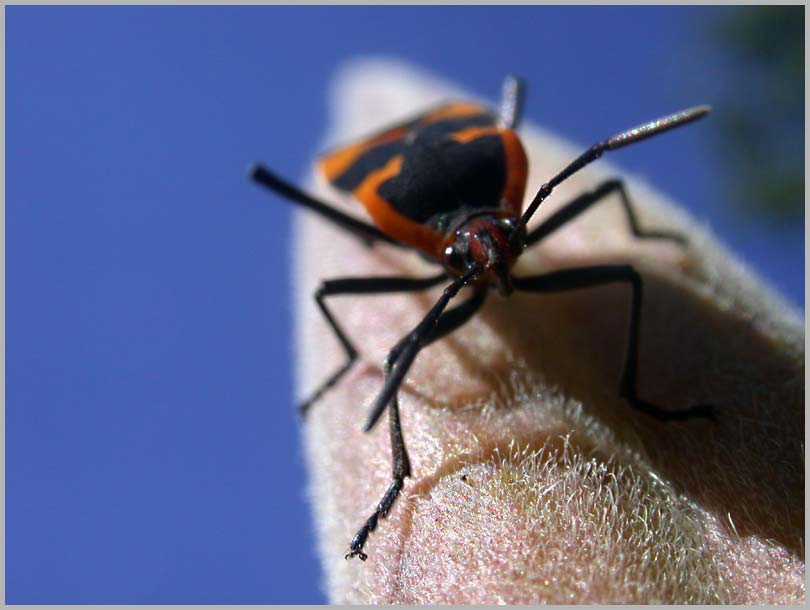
[711, 6, 804, 221]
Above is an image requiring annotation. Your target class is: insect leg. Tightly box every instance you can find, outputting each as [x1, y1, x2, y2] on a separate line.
[300, 272, 448, 417]
[249, 164, 407, 248]
[343, 391, 407, 562]
[524, 179, 688, 249]
[512, 265, 715, 421]
[346, 288, 487, 560]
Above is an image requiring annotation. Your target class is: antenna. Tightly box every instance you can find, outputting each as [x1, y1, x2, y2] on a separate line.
[510, 105, 711, 247]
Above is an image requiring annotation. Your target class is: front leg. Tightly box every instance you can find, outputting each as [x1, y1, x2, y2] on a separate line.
[346, 287, 487, 561]
[300, 273, 447, 416]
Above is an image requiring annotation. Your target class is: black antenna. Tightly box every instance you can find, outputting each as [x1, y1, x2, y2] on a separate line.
[362, 263, 482, 432]
[510, 105, 711, 248]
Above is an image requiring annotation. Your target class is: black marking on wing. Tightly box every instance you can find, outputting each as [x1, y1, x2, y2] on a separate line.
[377, 132, 506, 224]
[328, 114, 499, 196]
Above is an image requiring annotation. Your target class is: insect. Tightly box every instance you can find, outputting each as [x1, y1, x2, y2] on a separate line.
[250, 77, 715, 561]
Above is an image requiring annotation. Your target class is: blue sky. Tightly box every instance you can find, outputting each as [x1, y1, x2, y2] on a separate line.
[7, 5, 803, 604]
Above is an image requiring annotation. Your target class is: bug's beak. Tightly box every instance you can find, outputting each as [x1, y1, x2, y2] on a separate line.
[493, 263, 514, 297]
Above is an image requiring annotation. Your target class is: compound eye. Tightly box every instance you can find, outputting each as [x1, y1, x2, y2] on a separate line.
[443, 246, 465, 273]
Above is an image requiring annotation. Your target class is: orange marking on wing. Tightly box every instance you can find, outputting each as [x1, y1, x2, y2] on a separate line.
[449, 125, 502, 144]
[318, 126, 409, 183]
[354, 155, 443, 256]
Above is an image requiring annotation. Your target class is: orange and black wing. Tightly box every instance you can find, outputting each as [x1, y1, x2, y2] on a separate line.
[318, 102, 527, 256]
[318, 101, 490, 189]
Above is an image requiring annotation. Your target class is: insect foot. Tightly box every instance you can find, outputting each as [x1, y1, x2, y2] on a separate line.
[345, 521, 374, 561]
[345, 549, 368, 562]
[624, 395, 718, 422]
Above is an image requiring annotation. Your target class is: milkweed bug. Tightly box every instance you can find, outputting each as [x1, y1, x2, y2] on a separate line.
[249, 77, 715, 562]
